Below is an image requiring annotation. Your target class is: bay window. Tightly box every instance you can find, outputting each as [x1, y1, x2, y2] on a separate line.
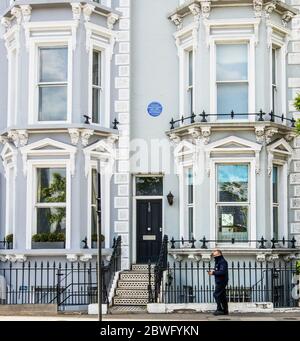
[216, 164, 249, 242]
[92, 50, 103, 124]
[38, 47, 68, 121]
[216, 44, 249, 119]
[35, 168, 67, 238]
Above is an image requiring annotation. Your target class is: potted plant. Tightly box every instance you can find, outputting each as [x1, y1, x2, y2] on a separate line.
[5, 234, 13, 249]
[32, 232, 65, 249]
[92, 234, 105, 249]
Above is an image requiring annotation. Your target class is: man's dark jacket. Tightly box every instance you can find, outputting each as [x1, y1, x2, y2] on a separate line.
[214, 255, 229, 285]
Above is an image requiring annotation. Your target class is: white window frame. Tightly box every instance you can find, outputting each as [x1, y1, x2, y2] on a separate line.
[210, 36, 255, 122]
[184, 166, 195, 240]
[86, 22, 114, 128]
[1, 143, 17, 246]
[26, 21, 78, 124]
[3, 25, 20, 127]
[210, 158, 257, 248]
[267, 23, 289, 120]
[84, 139, 115, 249]
[29, 39, 72, 124]
[269, 43, 286, 118]
[267, 138, 292, 241]
[206, 137, 262, 249]
[87, 162, 111, 249]
[174, 141, 197, 240]
[26, 160, 72, 250]
[174, 23, 196, 119]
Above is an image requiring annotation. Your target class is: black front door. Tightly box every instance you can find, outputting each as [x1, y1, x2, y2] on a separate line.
[136, 199, 162, 264]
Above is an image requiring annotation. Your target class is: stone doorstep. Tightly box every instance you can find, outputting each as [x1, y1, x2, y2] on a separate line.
[147, 303, 275, 314]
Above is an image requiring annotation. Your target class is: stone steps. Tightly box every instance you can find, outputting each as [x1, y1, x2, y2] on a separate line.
[111, 264, 155, 310]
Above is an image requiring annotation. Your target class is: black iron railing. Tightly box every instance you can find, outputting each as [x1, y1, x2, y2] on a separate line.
[169, 111, 296, 130]
[148, 235, 168, 303]
[161, 260, 298, 308]
[0, 240, 13, 250]
[169, 236, 297, 250]
[0, 236, 122, 310]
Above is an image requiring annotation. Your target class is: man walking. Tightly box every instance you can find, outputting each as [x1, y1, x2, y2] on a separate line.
[208, 250, 229, 316]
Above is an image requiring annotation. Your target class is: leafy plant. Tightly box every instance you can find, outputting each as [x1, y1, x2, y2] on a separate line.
[5, 234, 13, 244]
[294, 93, 300, 112]
[32, 232, 65, 243]
[92, 234, 105, 242]
[296, 261, 300, 276]
[41, 172, 66, 232]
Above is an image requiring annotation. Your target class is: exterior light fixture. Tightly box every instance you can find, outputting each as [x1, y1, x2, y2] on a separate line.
[167, 191, 174, 206]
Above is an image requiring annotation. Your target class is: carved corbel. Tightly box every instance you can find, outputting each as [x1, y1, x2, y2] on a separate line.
[169, 133, 181, 147]
[79, 254, 93, 263]
[282, 11, 294, 28]
[106, 135, 119, 147]
[0, 136, 7, 144]
[255, 126, 265, 144]
[20, 5, 32, 22]
[256, 253, 266, 262]
[67, 254, 78, 263]
[71, 2, 82, 21]
[253, 0, 263, 18]
[201, 1, 211, 20]
[8, 130, 20, 147]
[81, 129, 94, 147]
[201, 127, 211, 145]
[265, 1, 277, 20]
[265, 128, 278, 144]
[285, 132, 297, 143]
[14, 255, 27, 263]
[68, 128, 80, 146]
[188, 127, 201, 141]
[170, 14, 183, 30]
[82, 4, 95, 22]
[107, 13, 119, 30]
[17, 130, 28, 147]
[11, 7, 22, 25]
[1, 17, 11, 32]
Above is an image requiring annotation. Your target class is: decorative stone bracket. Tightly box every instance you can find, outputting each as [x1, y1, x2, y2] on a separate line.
[7, 130, 28, 147]
[255, 126, 278, 145]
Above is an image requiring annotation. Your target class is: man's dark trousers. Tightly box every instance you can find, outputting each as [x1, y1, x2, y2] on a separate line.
[214, 284, 228, 313]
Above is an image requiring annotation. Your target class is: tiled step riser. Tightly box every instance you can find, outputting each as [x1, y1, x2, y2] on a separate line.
[113, 298, 149, 306]
[118, 281, 153, 290]
[131, 264, 155, 272]
[120, 273, 151, 281]
[115, 290, 149, 298]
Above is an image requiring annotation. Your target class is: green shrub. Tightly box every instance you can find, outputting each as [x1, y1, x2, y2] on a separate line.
[92, 234, 105, 242]
[294, 93, 300, 112]
[296, 261, 300, 276]
[32, 232, 65, 243]
[5, 234, 13, 244]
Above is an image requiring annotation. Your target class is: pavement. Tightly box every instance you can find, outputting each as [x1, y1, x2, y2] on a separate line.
[0, 312, 300, 321]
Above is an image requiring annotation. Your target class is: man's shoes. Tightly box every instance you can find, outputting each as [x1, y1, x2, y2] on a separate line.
[213, 310, 226, 316]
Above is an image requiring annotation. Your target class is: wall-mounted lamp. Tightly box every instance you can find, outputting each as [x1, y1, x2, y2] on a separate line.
[167, 191, 174, 206]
